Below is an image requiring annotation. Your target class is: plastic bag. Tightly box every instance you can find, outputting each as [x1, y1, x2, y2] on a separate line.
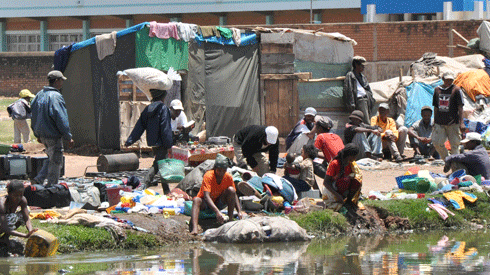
[158, 159, 185, 182]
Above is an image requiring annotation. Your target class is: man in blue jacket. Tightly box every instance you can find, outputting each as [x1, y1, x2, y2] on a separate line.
[125, 88, 173, 193]
[31, 70, 74, 187]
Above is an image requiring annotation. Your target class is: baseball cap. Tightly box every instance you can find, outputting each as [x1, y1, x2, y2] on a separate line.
[421, 106, 432, 112]
[304, 107, 317, 117]
[349, 110, 364, 121]
[19, 89, 35, 98]
[378, 103, 390, 110]
[316, 116, 334, 130]
[461, 132, 481, 143]
[442, 71, 455, 80]
[47, 70, 67, 80]
[170, 99, 184, 110]
[353, 56, 367, 63]
[265, 126, 278, 144]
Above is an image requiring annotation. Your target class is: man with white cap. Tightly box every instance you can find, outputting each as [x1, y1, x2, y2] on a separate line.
[285, 107, 317, 155]
[343, 56, 376, 124]
[444, 132, 490, 179]
[432, 71, 465, 160]
[31, 70, 74, 187]
[233, 125, 279, 176]
[169, 99, 194, 144]
[370, 103, 407, 162]
[125, 88, 173, 193]
[7, 89, 35, 143]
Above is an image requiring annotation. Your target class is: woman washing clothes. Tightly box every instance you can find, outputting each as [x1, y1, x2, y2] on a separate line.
[0, 181, 37, 257]
[322, 144, 363, 211]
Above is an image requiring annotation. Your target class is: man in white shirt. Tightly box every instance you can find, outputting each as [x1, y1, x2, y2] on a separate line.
[343, 56, 376, 124]
[169, 99, 194, 144]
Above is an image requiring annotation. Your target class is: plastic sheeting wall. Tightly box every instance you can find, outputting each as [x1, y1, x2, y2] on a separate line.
[295, 61, 351, 109]
[204, 43, 260, 138]
[404, 80, 442, 127]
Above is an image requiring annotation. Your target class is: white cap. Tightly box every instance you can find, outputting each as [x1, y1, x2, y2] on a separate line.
[442, 71, 455, 80]
[304, 107, 317, 117]
[170, 99, 184, 110]
[461, 132, 481, 143]
[265, 126, 278, 144]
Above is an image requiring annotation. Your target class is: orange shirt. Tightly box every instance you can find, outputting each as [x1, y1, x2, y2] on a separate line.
[196, 170, 235, 202]
[371, 115, 399, 139]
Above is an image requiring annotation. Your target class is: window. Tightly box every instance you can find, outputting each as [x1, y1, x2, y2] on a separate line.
[49, 33, 83, 51]
[7, 34, 40, 52]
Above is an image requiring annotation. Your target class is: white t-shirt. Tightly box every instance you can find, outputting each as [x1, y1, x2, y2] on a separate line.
[356, 79, 367, 98]
[171, 112, 188, 132]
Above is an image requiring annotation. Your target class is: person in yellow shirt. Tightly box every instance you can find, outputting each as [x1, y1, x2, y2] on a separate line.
[371, 103, 407, 162]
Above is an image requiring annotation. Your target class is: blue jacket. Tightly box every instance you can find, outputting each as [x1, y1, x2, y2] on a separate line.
[125, 101, 173, 149]
[31, 86, 72, 141]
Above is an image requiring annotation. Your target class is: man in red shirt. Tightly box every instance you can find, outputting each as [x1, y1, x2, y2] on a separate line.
[189, 154, 242, 235]
[314, 116, 345, 177]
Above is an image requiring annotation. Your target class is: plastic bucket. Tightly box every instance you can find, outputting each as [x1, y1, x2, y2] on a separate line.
[448, 169, 466, 182]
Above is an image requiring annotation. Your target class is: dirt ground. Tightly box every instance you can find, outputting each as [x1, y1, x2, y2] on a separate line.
[20, 142, 446, 196]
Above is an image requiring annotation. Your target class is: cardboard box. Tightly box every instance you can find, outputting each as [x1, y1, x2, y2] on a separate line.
[171, 146, 234, 166]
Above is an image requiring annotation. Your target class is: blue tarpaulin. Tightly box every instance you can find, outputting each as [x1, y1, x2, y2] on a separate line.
[404, 80, 443, 127]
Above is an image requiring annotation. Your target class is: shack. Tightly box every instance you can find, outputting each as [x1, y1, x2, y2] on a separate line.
[57, 23, 356, 150]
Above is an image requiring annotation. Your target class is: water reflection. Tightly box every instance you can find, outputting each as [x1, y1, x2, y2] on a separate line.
[1, 231, 490, 274]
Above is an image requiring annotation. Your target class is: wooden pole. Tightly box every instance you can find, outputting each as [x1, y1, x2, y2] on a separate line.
[451, 29, 469, 44]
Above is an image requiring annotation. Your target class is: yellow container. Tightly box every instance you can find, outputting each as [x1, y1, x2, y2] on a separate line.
[271, 196, 284, 205]
[24, 229, 59, 257]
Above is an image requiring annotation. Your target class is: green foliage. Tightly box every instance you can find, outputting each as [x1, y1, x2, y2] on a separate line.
[290, 210, 349, 234]
[363, 192, 490, 230]
[27, 221, 162, 253]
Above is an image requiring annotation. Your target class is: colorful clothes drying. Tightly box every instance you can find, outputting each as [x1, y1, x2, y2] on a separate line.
[443, 190, 477, 210]
[149, 21, 179, 40]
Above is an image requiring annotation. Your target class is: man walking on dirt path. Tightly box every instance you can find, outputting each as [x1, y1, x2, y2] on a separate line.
[432, 71, 465, 160]
[31, 70, 74, 186]
[125, 88, 173, 193]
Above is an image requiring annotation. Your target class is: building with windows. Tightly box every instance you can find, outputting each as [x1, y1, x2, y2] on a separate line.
[361, 0, 489, 22]
[0, 0, 362, 52]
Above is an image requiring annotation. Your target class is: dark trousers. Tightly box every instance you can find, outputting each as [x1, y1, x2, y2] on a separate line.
[283, 176, 311, 193]
[144, 146, 170, 193]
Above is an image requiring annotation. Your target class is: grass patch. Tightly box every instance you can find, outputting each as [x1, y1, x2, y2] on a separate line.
[363, 192, 490, 230]
[290, 210, 349, 234]
[0, 97, 16, 110]
[0, 115, 37, 144]
[20, 220, 163, 253]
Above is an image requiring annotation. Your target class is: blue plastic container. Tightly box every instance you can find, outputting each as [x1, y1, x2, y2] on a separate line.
[448, 169, 466, 182]
[395, 174, 417, 189]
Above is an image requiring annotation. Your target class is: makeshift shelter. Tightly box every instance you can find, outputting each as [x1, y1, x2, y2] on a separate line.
[58, 22, 260, 149]
[56, 23, 357, 149]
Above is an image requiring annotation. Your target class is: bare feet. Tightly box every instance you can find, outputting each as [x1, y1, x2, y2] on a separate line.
[190, 230, 199, 236]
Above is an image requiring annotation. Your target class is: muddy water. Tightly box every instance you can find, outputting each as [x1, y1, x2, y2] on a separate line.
[2, 230, 490, 274]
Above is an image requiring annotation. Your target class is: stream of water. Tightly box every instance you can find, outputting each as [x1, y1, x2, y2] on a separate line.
[1, 230, 490, 274]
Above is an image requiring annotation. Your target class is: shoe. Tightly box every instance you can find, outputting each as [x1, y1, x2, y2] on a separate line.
[237, 181, 262, 199]
[394, 155, 403, 163]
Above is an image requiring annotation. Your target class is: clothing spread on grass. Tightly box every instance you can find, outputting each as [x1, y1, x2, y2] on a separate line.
[443, 190, 477, 210]
[197, 170, 235, 202]
[428, 203, 455, 220]
[135, 27, 189, 71]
